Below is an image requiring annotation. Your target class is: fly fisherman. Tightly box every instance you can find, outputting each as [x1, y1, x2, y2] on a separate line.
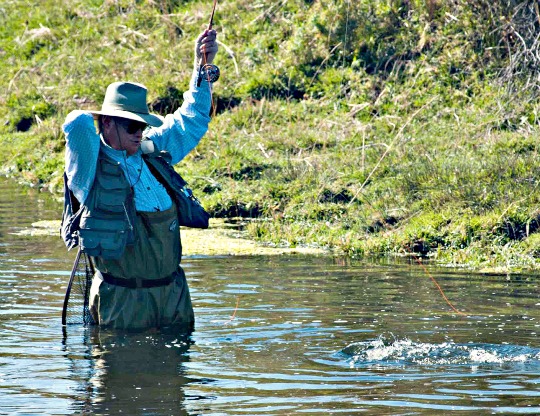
[61, 29, 219, 330]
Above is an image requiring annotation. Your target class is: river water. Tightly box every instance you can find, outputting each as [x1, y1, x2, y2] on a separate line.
[1, 177, 540, 415]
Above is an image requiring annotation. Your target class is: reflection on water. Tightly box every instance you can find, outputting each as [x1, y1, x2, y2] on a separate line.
[63, 328, 193, 415]
[1, 176, 540, 415]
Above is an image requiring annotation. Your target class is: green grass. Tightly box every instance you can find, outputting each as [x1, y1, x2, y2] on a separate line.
[2, 0, 540, 271]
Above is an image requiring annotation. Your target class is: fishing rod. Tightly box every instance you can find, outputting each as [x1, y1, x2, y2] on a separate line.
[197, 0, 220, 87]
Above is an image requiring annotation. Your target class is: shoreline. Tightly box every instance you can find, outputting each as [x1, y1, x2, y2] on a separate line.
[18, 219, 328, 257]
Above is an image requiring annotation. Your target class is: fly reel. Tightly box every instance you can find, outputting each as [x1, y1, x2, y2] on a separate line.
[197, 64, 220, 87]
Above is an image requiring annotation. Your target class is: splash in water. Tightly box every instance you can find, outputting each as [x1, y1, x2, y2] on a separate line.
[342, 333, 540, 367]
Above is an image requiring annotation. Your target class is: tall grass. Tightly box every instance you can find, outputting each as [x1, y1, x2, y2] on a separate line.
[2, 0, 540, 271]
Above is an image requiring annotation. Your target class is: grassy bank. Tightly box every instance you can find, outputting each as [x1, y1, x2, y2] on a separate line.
[2, 0, 540, 272]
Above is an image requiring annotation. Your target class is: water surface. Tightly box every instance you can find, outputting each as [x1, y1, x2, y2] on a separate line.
[0, 177, 540, 415]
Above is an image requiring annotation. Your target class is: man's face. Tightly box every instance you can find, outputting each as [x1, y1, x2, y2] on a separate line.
[102, 116, 147, 156]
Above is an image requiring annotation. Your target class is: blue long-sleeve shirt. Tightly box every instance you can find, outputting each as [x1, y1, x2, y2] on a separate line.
[63, 70, 212, 212]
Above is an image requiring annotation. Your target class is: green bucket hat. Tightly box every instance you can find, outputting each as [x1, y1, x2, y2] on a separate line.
[91, 81, 163, 127]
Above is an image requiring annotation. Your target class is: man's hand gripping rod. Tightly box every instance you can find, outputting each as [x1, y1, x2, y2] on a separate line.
[197, 0, 220, 87]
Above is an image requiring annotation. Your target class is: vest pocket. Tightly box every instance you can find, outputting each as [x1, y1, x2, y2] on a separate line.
[79, 215, 128, 259]
[95, 189, 129, 213]
[94, 172, 130, 214]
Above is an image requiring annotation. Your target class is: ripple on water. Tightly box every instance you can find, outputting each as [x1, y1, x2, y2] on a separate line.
[1, 178, 540, 415]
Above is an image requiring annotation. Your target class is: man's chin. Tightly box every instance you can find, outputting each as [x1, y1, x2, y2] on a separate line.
[127, 143, 141, 155]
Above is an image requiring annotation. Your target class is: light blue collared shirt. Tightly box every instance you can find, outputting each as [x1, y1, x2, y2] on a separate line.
[63, 71, 212, 212]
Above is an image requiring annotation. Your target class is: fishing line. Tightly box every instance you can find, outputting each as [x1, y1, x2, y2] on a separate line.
[343, 95, 465, 314]
[221, 296, 240, 325]
[343, 131, 465, 315]
[350, 184, 466, 315]
[410, 253, 466, 316]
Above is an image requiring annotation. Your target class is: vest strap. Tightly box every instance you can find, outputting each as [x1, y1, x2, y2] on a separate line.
[98, 270, 177, 289]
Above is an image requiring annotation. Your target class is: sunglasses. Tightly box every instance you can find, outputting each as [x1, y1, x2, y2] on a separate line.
[113, 117, 148, 134]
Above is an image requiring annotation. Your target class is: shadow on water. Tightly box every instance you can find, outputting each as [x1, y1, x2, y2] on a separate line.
[1, 176, 540, 415]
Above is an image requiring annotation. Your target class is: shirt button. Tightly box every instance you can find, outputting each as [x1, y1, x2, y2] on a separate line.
[147, 187, 151, 190]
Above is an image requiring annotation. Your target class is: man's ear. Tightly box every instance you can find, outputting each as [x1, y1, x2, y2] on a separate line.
[101, 116, 113, 133]
[102, 115, 112, 127]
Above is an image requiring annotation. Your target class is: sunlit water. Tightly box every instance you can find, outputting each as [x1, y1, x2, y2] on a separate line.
[1, 177, 540, 415]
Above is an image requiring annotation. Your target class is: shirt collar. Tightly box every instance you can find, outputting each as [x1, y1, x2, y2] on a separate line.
[100, 134, 142, 161]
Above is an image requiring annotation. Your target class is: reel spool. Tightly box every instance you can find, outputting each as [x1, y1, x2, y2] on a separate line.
[197, 64, 220, 86]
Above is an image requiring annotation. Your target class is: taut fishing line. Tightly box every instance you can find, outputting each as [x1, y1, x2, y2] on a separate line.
[339, 0, 464, 315]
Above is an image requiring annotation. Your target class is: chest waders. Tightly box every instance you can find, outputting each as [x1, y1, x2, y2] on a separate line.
[89, 202, 194, 330]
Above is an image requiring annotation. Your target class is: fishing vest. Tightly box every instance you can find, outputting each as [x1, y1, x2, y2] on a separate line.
[61, 142, 204, 260]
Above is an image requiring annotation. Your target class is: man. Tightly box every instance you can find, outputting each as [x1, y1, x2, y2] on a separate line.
[61, 29, 218, 330]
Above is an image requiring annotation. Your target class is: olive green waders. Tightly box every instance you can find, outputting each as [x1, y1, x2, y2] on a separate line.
[89, 203, 194, 330]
